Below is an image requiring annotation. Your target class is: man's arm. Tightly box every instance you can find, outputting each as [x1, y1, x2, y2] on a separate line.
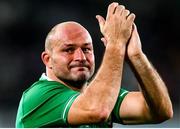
[68, 3, 135, 125]
[119, 24, 173, 124]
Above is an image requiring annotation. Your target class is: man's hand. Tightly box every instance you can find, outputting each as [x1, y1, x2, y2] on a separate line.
[96, 2, 135, 46]
[127, 24, 143, 58]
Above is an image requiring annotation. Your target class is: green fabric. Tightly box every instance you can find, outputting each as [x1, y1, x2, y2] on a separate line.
[112, 89, 129, 123]
[16, 74, 128, 128]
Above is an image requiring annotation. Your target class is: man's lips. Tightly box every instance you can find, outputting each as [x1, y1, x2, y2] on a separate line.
[69, 64, 89, 69]
[70, 65, 88, 69]
[69, 66, 88, 72]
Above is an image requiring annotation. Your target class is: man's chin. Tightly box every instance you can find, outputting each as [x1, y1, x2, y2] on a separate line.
[61, 75, 88, 89]
[72, 73, 89, 81]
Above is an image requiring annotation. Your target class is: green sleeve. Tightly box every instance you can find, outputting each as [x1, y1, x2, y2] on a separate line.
[112, 88, 129, 123]
[16, 80, 80, 128]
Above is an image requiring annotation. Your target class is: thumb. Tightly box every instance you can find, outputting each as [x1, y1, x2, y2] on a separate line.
[96, 15, 105, 33]
[101, 37, 107, 46]
[132, 23, 140, 40]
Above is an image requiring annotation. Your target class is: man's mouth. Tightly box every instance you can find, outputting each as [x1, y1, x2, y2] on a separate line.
[70, 63, 88, 68]
[69, 64, 90, 71]
[71, 65, 87, 69]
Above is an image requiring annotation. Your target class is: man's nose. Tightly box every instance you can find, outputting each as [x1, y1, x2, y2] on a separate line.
[73, 48, 86, 61]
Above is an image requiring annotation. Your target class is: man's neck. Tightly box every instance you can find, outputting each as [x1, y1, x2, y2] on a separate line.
[44, 72, 87, 92]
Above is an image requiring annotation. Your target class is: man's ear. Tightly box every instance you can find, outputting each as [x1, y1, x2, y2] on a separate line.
[41, 51, 52, 69]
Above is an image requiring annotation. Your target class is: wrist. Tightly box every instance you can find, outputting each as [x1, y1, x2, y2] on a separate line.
[106, 42, 126, 56]
[128, 50, 144, 60]
[128, 52, 147, 68]
[106, 37, 127, 46]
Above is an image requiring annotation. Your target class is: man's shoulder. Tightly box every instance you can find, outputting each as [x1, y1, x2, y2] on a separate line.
[21, 80, 76, 113]
[23, 80, 68, 98]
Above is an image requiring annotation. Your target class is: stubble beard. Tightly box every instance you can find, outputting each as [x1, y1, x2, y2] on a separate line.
[56, 71, 93, 89]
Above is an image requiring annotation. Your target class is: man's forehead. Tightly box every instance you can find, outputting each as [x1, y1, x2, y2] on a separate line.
[56, 22, 86, 34]
[46, 21, 93, 51]
[54, 23, 92, 45]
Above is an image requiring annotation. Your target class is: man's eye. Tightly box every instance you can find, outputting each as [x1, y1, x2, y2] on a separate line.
[65, 48, 74, 53]
[83, 48, 91, 53]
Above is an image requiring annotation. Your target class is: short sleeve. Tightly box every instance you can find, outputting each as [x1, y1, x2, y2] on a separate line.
[112, 88, 129, 123]
[16, 80, 80, 128]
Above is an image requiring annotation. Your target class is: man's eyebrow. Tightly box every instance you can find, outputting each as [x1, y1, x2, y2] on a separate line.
[61, 43, 75, 47]
[81, 43, 93, 47]
[62, 42, 92, 47]
[84, 42, 92, 45]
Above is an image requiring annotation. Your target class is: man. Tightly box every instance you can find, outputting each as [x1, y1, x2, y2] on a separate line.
[16, 2, 173, 128]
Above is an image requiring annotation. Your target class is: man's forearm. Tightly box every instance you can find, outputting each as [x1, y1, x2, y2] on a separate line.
[128, 52, 173, 121]
[68, 2, 136, 124]
[83, 44, 126, 116]
[68, 44, 126, 125]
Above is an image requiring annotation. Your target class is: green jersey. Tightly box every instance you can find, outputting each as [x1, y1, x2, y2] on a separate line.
[16, 74, 128, 128]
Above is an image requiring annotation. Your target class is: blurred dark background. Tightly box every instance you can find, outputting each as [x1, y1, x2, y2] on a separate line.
[0, 0, 179, 127]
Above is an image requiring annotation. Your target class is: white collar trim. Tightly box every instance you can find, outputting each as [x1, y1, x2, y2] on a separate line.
[41, 73, 53, 81]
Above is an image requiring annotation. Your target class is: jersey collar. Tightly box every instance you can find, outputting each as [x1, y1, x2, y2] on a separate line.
[39, 73, 53, 81]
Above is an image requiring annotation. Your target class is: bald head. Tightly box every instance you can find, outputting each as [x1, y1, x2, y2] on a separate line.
[45, 21, 92, 52]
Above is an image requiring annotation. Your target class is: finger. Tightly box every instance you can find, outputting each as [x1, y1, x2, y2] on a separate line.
[106, 2, 119, 20]
[122, 9, 130, 18]
[101, 37, 107, 46]
[127, 13, 136, 21]
[96, 15, 105, 33]
[115, 5, 125, 16]
[132, 23, 139, 37]
[133, 23, 137, 31]
[127, 13, 136, 25]
[131, 23, 141, 43]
